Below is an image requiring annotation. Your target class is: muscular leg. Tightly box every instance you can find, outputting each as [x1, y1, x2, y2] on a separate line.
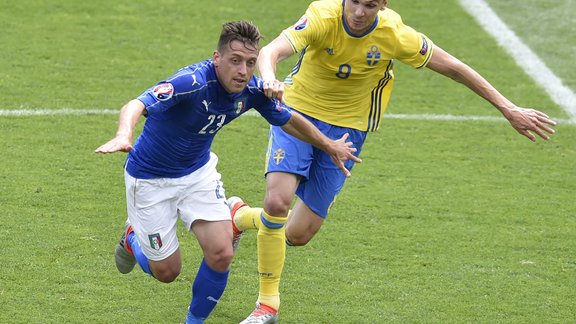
[186, 220, 233, 321]
[192, 220, 234, 272]
[130, 218, 233, 283]
[127, 231, 182, 283]
[285, 198, 325, 246]
[263, 172, 299, 216]
[148, 250, 182, 282]
[233, 172, 324, 310]
[251, 172, 298, 311]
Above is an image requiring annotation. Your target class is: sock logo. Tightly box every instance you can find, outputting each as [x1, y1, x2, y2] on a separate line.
[148, 233, 163, 250]
[207, 296, 219, 303]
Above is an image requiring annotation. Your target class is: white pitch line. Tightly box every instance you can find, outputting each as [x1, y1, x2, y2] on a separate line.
[2, 3, 574, 127]
[0, 108, 119, 116]
[0, 108, 573, 125]
[459, 0, 576, 122]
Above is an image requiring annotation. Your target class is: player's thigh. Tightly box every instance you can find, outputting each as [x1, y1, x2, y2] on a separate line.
[192, 220, 232, 257]
[191, 219, 233, 272]
[182, 196, 232, 269]
[296, 155, 347, 217]
[296, 126, 366, 216]
[125, 172, 180, 263]
[264, 172, 300, 213]
[177, 180, 230, 228]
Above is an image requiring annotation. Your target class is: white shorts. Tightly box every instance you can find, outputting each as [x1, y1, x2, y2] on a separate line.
[124, 152, 229, 261]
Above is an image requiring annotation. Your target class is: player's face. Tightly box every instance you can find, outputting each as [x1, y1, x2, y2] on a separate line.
[343, 0, 387, 35]
[213, 40, 259, 93]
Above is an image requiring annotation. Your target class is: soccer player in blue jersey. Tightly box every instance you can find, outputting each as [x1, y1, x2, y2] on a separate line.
[227, 0, 557, 322]
[95, 21, 360, 324]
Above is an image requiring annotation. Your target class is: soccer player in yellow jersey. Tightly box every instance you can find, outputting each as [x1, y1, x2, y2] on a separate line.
[227, 0, 557, 322]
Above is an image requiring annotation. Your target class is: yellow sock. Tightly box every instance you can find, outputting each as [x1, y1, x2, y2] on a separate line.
[257, 211, 287, 311]
[233, 206, 263, 231]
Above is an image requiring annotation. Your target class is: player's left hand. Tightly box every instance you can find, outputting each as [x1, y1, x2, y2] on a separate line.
[504, 107, 556, 142]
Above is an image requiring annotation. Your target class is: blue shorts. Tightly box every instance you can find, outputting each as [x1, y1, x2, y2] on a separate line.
[265, 113, 367, 218]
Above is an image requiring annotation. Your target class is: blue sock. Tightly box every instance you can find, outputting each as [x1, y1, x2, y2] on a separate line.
[185, 312, 204, 324]
[127, 232, 153, 276]
[187, 259, 229, 321]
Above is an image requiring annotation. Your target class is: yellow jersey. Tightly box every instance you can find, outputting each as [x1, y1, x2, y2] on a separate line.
[281, 0, 434, 131]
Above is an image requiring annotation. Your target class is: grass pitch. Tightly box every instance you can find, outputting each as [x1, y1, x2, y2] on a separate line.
[1, 0, 575, 323]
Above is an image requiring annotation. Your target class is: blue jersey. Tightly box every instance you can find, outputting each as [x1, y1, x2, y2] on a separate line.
[126, 59, 292, 179]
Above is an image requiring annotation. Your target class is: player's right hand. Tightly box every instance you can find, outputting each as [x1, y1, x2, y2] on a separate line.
[503, 106, 556, 142]
[263, 79, 285, 103]
[95, 137, 133, 154]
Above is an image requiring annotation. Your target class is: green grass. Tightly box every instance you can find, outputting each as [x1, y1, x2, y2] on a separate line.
[484, 0, 576, 90]
[1, 0, 575, 323]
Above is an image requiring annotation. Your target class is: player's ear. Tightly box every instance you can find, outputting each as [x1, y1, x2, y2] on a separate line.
[213, 50, 220, 67]
[380, 0, 388, 10]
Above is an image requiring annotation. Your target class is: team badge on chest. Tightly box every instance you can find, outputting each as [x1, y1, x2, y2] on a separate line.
[366, 46, 381, 66]
[234, 99, 246, 114]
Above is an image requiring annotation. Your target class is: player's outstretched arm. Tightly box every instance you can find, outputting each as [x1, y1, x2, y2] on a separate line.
[280, 111, 362, 177]
[95, 100, 146, 154]
[257, 35, 295, 102]
[426, 46, 556, 142]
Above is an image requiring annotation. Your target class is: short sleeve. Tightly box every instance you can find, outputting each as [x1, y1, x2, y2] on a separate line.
[394, 23, 434, 69]
[281, 2, 326, 53]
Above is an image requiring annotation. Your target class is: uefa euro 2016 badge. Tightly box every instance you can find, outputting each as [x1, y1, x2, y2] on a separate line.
[366, 46, 381, 66]
[234, 99, 246, 114]
[293, 15, 309, 31]
[274, 100, 283, 111]
[152, 82, 174, 101]
[419, 36, 429, 55]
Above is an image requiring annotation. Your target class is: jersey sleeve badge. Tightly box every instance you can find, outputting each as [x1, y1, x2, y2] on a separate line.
[419, 36, 429, 55]
[152, 83, 174, 101]
[274, 100, 283, 111]
[292, 15, 309, 31]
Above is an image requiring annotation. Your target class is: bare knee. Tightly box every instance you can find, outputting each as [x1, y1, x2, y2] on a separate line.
[285, 230, 312, 246]
[286, 218, 322, 246]
[204, 248, 234, 272]
[264, 194, 291, 216]
[150, 257, 182, 283]
[153, 267, 181, 283]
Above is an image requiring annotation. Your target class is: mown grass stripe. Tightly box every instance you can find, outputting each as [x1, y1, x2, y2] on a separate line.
[459, 0, 576, 122]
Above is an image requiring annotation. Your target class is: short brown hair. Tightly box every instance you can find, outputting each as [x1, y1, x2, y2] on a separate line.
[217, 21, 262, 53]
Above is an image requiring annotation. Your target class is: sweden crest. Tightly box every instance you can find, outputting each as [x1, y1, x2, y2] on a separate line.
[366, 46, 381, 66]
[273, 148, 285, 165]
